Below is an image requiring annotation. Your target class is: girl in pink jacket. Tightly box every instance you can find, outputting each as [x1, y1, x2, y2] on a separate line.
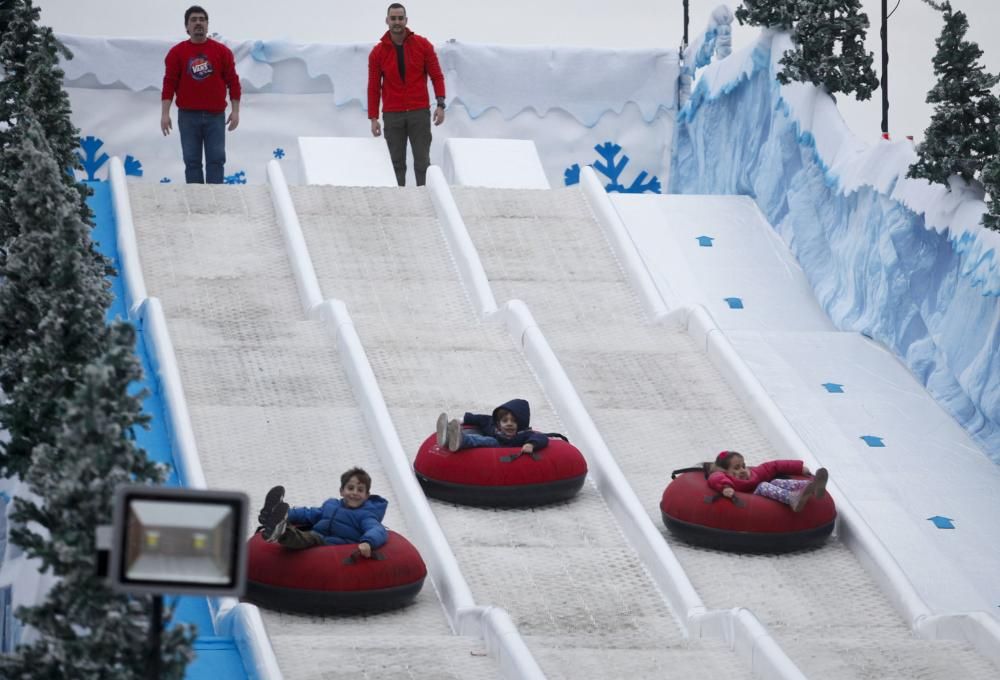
[705, 451, 829, 512]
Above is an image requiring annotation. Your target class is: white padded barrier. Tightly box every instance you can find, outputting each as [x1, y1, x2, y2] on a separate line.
[110, 157, 283, 680]
[442, 138, 550, 189]
[297, 136, 398, 187]
[587, 175, 1000, 664]
[426, 166, 498, 316]
[429, 166, 807, 680]
[579, 166, 669, 319]
[266, 160, 545, 680]
[109, 157, 147, 316]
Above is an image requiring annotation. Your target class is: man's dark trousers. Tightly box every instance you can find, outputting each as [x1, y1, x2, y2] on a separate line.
[178, 109, 226, 184]
[382, 108, 432, 186]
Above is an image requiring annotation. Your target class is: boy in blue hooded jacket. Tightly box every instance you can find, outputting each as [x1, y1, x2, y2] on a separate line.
[258, 467, 388, 558]
[437, 398, 549, 455]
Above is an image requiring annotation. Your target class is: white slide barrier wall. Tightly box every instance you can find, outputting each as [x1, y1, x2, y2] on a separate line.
[110, 157, 283, 680]
[429, 165, 807, 680]
[584, 165, 1000, 669]
[266, 160, 545, 680]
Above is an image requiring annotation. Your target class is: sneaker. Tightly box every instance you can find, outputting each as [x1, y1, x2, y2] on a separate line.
[436, 413, 449, 448]
[257, 485, 285, 528]
[446, 418, 462, 452]
[812, 468, 829, 499]
[263, 501, 289, 543]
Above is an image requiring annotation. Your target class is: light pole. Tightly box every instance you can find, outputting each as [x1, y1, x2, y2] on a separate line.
[881, 0, 902, 139]
[683, 0, 690, 49]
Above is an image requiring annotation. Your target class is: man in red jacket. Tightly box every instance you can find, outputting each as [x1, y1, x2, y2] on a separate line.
[161, 5, 241, 184]
[368, 3, 446, 186]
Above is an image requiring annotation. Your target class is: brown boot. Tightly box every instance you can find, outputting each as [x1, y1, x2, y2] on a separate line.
[790, 485, 812, 512]
[812, 468, 829, 499]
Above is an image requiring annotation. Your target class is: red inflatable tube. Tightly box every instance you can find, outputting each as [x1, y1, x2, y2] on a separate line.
[660, 471, 836, 553]
[413, 433, 588, 507]
[244, 530, 426, 614]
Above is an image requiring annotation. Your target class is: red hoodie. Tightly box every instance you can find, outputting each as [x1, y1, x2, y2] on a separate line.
[367, 29, 445, 117]
[162, 38, 241, 113]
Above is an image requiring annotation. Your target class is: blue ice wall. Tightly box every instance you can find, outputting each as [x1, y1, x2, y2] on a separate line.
[670, 37, 1000, 463]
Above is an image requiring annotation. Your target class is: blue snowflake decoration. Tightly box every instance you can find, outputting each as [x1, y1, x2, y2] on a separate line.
[160, 177, 172, 184]
[76, 136, 110, 181]
[76, 134, 145, 181]
[224, 170, 247, 185]
[123, 155, 143, 177]
[273, 148, 285, 159]
[564, 141, 661, 194]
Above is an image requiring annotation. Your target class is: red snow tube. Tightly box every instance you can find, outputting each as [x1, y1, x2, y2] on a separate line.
[660, 470, 836, 553]
[244, 530, 426, 614]
[413, 433, 588, 507]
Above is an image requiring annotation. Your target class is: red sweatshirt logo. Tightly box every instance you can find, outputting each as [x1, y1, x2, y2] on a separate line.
[188, 55, 214, 80]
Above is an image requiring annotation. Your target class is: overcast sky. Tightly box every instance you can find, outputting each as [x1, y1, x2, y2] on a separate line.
[36, 0, 1000, 144]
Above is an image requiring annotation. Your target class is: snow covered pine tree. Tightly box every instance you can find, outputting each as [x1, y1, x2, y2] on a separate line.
[735, 0, 798, 30]
[776, 0, 879, 100]
[0, 323, 195, 679]
[908, 0, 1000, 187]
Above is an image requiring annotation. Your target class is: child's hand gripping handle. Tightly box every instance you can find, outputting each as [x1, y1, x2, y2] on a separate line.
[342, 549, 387, 564]
[703, 493, 746, 508]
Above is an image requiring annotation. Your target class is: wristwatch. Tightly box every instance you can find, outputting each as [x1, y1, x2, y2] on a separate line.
[436, 97, 446, 109]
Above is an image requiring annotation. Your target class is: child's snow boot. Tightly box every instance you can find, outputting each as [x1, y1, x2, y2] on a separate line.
[446, 419, 462, 452]
[436, 412, 449, 448]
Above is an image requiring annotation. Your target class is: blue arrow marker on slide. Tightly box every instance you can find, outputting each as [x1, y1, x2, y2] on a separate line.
[927, 516, 955, 529]
[860, 435, 885, 447]
[724, 297, 744, 309]
[822, 382, 844, 393]
[696, 235, 714, 247]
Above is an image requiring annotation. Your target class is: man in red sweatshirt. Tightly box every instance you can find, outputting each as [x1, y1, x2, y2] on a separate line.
[368, 3, 446, 186]
[161, 5, 241, 184]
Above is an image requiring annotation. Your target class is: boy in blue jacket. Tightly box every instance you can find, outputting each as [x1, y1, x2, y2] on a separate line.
[258, 467, 388, 558]
[436, 398, 549, 455]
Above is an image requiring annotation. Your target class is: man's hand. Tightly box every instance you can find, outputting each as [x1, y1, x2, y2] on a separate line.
[370, 119, 381, 137]
[433, 106, 445, 126]
[227, 110, 240, 131]
[161, 113, 172, 136]
[358, 542, 372, 558]
[722, 487, 735, 499]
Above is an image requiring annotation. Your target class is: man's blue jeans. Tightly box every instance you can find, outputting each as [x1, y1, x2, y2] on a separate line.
[178, 109, 226, 184]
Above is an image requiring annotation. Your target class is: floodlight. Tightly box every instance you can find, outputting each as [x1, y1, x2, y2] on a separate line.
[109, 485, 248, 597]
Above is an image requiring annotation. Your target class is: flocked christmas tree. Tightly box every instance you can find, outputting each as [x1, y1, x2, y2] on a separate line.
[777, 0, 879, 100]
[0, 0, 90, 253]
[0, 115, 111, 481]
[908, 0, 1000, 186]
[0, 0, 108, 480]
[735, 0, 799, 30]
[0, 323, 195, 679]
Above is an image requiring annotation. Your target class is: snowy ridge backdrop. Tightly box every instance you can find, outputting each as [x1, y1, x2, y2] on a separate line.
[672, 31, 1000, 461]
